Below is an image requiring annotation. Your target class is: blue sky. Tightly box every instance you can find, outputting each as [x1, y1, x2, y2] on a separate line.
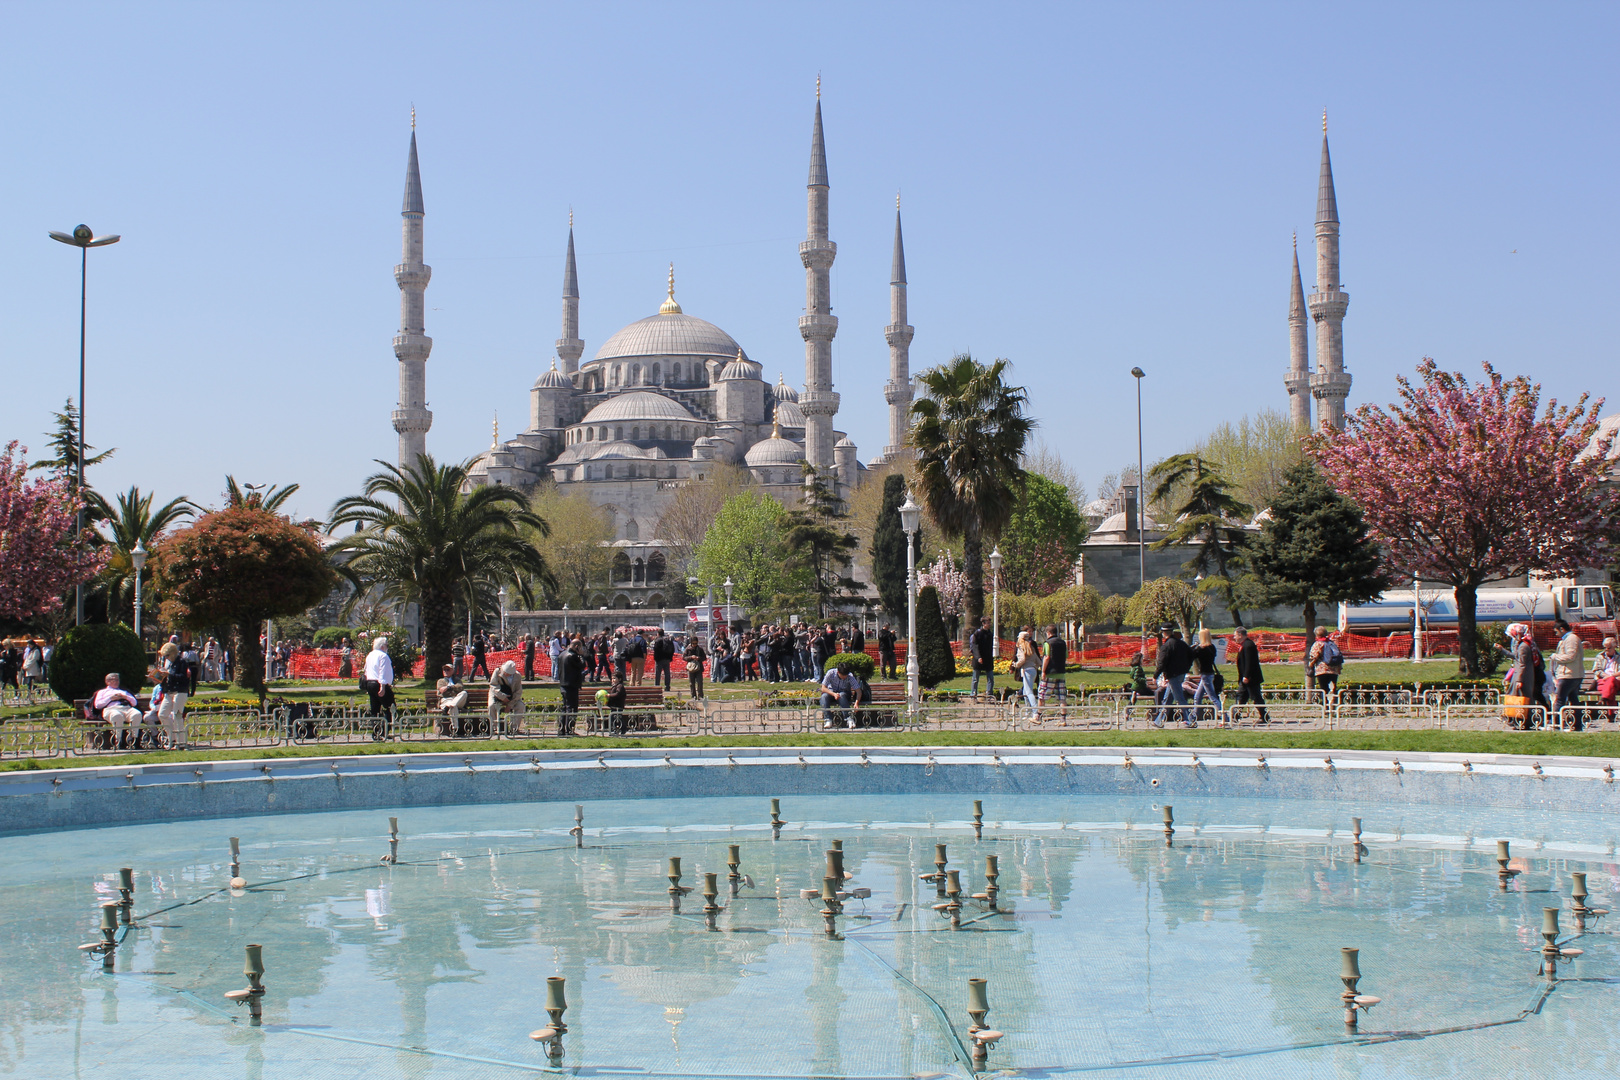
[2, 2, 1615, 521]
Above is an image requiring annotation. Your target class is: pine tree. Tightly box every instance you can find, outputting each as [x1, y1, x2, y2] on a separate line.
[914, 585, 956, 689]
[1246, 459, 1389, 639]
[870, 474, 919, 620]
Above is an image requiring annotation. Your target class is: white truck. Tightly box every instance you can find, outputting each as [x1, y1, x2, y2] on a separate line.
[1339, 583, 1615, 634]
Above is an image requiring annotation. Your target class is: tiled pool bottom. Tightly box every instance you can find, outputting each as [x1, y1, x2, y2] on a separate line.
[4, 794, 1619, 1079]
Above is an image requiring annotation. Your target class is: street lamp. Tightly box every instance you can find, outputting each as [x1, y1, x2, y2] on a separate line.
[562, 604, 569, 636]
[1130, 366, 1146, 596]
[49, 224, 121, 626]
[899, 492, 922, 709]
[723, 577, 734, 630]
[988, 546, 1003, 664]
[131, 541, 148, 638]
[498, 585, 508, 641]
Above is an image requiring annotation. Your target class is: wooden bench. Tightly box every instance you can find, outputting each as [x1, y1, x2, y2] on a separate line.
[584, 686, 665, 734]
[423, 685, 524, 736]
[73, 696, 158, 749]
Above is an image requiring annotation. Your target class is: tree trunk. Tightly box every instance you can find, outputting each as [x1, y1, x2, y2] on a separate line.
[963, 527, 985, 642]
[1456, 580, 1479, 676]
[233, 620, 266, 703]
[420, 586, 455, 684]
[1301, 597, 1317, 641]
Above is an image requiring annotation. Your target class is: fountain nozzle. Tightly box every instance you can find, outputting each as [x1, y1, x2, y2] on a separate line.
[530, 976, 569, 1060]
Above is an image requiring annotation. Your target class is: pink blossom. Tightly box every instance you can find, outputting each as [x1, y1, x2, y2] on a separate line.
[0, 442, 107, 620]
[919, 552, 967, 618]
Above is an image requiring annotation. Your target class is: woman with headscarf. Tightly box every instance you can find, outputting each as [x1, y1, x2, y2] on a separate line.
[1594, 638, 1619, 709]
[1504, 624, 1544, 728]
[488, 659, 524, 735]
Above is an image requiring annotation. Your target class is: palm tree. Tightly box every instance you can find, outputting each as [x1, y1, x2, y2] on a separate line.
[1147, 452, 1254, 622]
[909, 354, 1033, 628]
[94, 486, 193, 624]
[220, 475, 300, 512]
[328, 455, 553, 680]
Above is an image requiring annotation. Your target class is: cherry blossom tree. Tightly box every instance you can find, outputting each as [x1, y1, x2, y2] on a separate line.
[919, 552, 967, 634]
[1315, 360, 1619, 674]
[0, 441, 106, 622]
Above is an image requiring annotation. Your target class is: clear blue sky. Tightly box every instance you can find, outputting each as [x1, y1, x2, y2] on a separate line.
[2, 2, 1615, 522]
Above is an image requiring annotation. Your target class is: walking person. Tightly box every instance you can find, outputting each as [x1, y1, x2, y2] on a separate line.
[21, 640, 44, 693]
[146, 641, 191, 748]
[1190, 628, 1224, 725]
[968, 616, 996, 700]
[1231, 626, 1270, 724]
[470, 632, 490, 678]
[545, 632, 562, 682]
[337, 637, 354, 680]
[361, 635, 396, 739]
[1014, 627, 1039, 719]
[1306, 627, 1343, 702]
[523, 633, 538, 681]
[1038, 625, 1069, 719]
[683, 637, 708, 700]
[1550, 618, 1585, 728]
[1152, 626, 1193, 728]
[877, 624, 897, 679]
[557, 640, 584, 736]
[652, 629, 675, 691]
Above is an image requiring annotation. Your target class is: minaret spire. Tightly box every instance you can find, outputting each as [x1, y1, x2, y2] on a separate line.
[1284, 233, 1312, 431]
[798, 85, 840, 483]
[879, 197, 915, 462]
[392, 125, 433, 466]
[1307, 121, 1351, 429]
[556, 216, 583, 374]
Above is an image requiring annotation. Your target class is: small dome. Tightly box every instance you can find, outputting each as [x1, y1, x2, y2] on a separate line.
[534, 364, 572, 390]
[581, 391, 697, 426]
[1095, 511, 1159, 535]
[834, 436, 856, 449]
[773, 399, 805, 428]
[720, 350, 762, 381]
[772, 374, 800, 403]
[745, 429, 806, 467]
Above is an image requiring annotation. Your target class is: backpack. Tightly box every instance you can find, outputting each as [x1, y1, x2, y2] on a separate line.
[1320, 639, 1343, 671]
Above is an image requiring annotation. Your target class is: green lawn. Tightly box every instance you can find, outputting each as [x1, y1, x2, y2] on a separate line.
[3, 727, 1611, 773]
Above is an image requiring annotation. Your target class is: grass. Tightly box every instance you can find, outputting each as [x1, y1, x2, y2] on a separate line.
[5, 727, 1614, 773]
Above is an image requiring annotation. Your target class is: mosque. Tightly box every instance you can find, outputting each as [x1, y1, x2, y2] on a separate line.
[385, 92, 912, 606]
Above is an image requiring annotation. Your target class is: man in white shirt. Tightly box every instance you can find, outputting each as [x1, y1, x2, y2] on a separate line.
[363, 636, 396, 737]
[91, 673, 143, 746]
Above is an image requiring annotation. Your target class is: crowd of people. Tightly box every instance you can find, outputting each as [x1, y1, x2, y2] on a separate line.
[0, 638, 51, 700]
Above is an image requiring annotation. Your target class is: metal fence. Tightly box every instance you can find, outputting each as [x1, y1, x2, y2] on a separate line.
[4, 688, 1617, 759]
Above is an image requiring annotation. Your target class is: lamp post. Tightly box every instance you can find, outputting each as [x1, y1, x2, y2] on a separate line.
[1412, 575, 1423, 664]
[723, 577, 734, 632]
[899, 492, 922, 709]
[1130, 367, 1146, 595]
[498, 586, 508, 642]
[131, 541, 148, 639]
[562, 604, 569, 636]
[988, 546, 1002, 664]
[49, 224, 121, 626]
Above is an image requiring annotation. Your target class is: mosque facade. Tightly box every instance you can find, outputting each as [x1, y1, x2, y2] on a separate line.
[387, 93, 914, 608]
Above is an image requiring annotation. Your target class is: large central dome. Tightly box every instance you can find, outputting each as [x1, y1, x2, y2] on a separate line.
[594, 312, 746, 363]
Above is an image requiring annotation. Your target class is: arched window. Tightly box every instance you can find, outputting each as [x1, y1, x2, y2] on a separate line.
[599, 427, 607, 441]
[632, 558, 645, 584]
[612, 593, 631, 610]
[611, 552, 631, 583]
[586, 427, 593, 441]
[647, 593, 665, 608]
[651, 363, 661, 384]
[615, 427, 623, 441]
[632, 364, 641, 385]
[671, 363, 681, 384]
[626, 519, 640, 541]
[612, 366, 620, 387]
[647, 552, 666, 583]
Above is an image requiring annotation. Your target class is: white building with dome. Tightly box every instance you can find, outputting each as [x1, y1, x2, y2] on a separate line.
[386, 94, 912, 608]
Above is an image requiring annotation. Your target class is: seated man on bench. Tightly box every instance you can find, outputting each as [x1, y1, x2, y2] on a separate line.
[488, 660, 525, 735]
[89, 673, 144, 748]
[820, 661, 862, 730]
[435, 664, 469, 736]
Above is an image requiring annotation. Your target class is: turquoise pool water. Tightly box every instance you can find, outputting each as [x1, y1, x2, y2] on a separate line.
[4, 793, 1618, 1078]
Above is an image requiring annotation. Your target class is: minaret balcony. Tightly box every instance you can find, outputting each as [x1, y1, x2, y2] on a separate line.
[1283, 371, 1312, 394]
[1310, 370, 1352, 397]
[1307, 290, 1349, 319]
[884, 379, 914, 405]
[394, 263, 433, 289]
[391, 407, 433, 433]
[798, 239, 837, 269]
[798, 314, 838, 341]
[393, 333, 433, 362]
[884, 323, 914, 346]
[799, 389, 840, 417]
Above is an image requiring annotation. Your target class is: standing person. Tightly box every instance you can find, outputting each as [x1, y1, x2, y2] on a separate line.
[877, 624, 897, 679]
[435, 664, 468, 736]
[849, 623, 866, 657]
[629, 628, 648, 686]
[1152, 626, 1193, 728]
[145, 642, 191, 748]
[682, 636, 708, 699]
[1307, 626, 1343, 701]
[1551, 618, 1586, 727]
[1232, 626, 1269, 724]
[522, 633, 537, 681]
[337, 637, 354, 680]
[546, 632, 563, 682]
[652, 629, 675, 691]
[557, 640, 584, 736]
[42, 639, 54, 681]
[362, 635, 396, 738]
[182, 640, 201, 695]
[1505, 624, 1539, 728]
[21, 640, 44, 692]
[1013, 628, 1039, 719]
[1038, 625, 1068, 717]
[470, 632, 490, 678]
[1190, 628, 1224, 725]
[611, 629, 630, 681]
[740, 634, 758, 681]
[968, 616, 996, 700]
[488, 660, 525, 735]
[450, 637, 465, 678]
[795, 623, 813, 682]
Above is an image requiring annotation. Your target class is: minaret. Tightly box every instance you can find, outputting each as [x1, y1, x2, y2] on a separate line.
[556, 212, 584, 374]
[1284, 233, 1312, 431]
[798, 79, 839, 477]
[391, 119, 433, 467]
[1307, 114, 1351, 429]
[881, 195, 915, 461]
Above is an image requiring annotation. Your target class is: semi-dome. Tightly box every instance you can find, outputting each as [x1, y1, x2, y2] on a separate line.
[773, 398, 805, 428]
[580, 391, 697, 426]
[587, 441, 667, 461]
[533, 363, 572, 390]
[745, 425, 806, 468]
[771, 374, 800, 403]
[594, 312, 746, 363]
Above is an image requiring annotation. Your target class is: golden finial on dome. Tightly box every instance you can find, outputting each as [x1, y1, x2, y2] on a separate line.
[568, 207, 573, 229]
[816, 73, 821, 100]
[659, 263, 682, 314]
[1322, 109, 1328, 133]
[411, 104, 416, 131]
[491, 412, 499, 449]
[896, 189, 901, 210]
[772, 419, 782, 439]
[1293, 230, 1297, 250]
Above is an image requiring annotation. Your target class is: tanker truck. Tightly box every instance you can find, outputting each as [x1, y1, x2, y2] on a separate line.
[1339, 583, 1614, 635]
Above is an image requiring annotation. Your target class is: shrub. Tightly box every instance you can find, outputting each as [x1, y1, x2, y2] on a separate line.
[312, 626, 357, 649]
[825, 652, 875, 680]
[48, 623, 148, 704]
[1473, 622, 1506, 676]
[914, 586, 957, 689]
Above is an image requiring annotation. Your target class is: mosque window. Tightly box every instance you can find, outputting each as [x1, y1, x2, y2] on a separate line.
[651, 363, 661, 384]
[599, 427, 607, 441]
[615, 427, 623, 441]
[611, 552, 631, 583]
[671, 363, 681, 383]
[632, 558, 645, 584]
[632, 364, 641, 385]
[626, 519, 640, 541]
[631, 426, 640, 440]
[612, 366, 620, 387]
[585, 428, 593, 441]
[647, 552, 666, 582]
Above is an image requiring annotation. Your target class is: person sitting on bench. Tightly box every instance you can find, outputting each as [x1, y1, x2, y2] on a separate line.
[488, 660, 524, 734]
[90, 673, 144, 747]
[820, 661, 861, 730]
[436, 663, 469, 736]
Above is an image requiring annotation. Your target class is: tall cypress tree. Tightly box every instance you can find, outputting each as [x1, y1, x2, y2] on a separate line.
[914, 585, 957, 689]
[870, 474, 919, 620]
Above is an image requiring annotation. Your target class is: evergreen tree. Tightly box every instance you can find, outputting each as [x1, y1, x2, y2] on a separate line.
[870, 474, 920, 620]
[914, 584, 956, 689]
[1246, 459, 1389, 639]
[780, 466, 859, 618]
[1148, 452, 1253, 623]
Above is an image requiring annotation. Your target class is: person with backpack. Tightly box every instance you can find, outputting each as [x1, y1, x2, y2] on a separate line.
[651, 629, 675, 691]
[1152, 625, 1194, 727]
[1038, 625, 1069, 716]
[1308, 626, 1344, 700]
